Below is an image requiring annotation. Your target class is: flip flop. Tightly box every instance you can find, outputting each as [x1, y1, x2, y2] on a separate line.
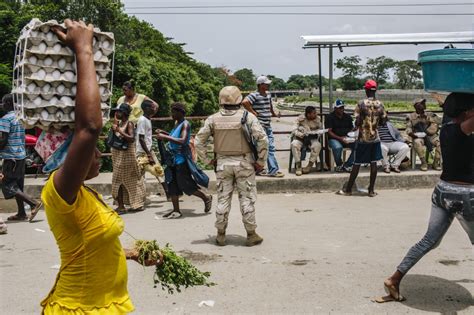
[336, 190, 352, 196]
[256, 170, 269, 176]
[29, 201, 43, 222]
[373, 294, 405, 303]
[368, 191, 378, 197]
[166, 212, 182, 219]
[115, 208, 127, 215]
[204, 195, 213, 213]
[382, 280, 405, 301]
[8, 214, 28, 221]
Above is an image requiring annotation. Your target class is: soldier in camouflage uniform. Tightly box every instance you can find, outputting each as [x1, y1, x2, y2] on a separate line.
[195, 86, 268, 247]
[406, 99, 442, 171]
[291, 106, 322, 175]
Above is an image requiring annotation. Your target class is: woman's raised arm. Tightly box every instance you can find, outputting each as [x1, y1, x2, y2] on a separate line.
[52, 20, 102, 204]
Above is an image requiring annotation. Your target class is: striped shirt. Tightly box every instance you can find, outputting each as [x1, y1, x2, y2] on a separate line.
[378, 124, 395, 143]
[0, 111, 26, 160]
[245, 92, 272, 128]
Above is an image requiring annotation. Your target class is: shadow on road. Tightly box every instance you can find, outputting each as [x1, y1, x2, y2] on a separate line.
[191, 234, 248, 247]
[154, 209, 210, 218]
[400, 274, 473, 313]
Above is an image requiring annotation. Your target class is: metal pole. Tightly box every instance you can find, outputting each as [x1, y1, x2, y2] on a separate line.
[318, 46, 323, 119]
[328, 45, 334, 111]
[318, 46, 324, 171]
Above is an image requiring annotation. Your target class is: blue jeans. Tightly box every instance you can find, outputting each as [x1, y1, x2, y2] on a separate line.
[264, 126, 279, 175]
[328, 139, 355, 167]
[397, 181, 474, 275]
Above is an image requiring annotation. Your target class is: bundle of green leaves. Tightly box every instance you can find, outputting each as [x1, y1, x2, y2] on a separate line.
[134, 240, 215, 294]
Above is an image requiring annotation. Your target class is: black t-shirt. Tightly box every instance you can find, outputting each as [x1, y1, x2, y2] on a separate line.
[440, 123, 474, 184]
[326, 112, 354, 138]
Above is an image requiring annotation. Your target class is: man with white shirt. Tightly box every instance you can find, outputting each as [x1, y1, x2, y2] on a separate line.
[136, 99, 168, 197]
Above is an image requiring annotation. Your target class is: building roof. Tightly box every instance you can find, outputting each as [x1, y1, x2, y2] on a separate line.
[301, 31, 474, 49]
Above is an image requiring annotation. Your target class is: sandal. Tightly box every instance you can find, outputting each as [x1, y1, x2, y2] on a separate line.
[373, 294, 406, 303]
[256, 170, 269, 176]
[115, 207, 127, 215]
[204, 195, 213, 213]
[391, 166, 401, 173]
[165, 211, 182, 219]
[130, 207, 144, 212]
[8, 214, 28, 221]
[29, 201, 43, 222]
[336, 190, 352, 196]
[374, 279, 405, 303]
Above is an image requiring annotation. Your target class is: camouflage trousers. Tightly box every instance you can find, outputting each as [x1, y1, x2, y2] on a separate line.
[413, 136, 441, 161]
[291, 138, 321, 163]
[215, 162, 257, 232]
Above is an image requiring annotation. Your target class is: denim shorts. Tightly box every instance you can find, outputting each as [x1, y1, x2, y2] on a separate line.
[432, 180, 474, 221]
[353, 141, 383, 164]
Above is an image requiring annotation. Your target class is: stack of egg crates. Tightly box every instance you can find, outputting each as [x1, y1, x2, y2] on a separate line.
[12, 18, 115, 130]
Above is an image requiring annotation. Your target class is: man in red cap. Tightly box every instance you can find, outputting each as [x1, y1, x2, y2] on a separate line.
[338, 79, 386, 197]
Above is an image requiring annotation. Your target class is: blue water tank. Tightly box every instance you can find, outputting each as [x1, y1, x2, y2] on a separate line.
[418, 49, 474, 93]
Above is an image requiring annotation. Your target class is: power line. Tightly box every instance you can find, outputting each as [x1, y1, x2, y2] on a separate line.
[125, 3, 472, 9]
[126, 12, 474, 16]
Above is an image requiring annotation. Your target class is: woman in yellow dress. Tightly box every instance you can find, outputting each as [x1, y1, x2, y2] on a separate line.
[40, 20, 156, 314]
[117, 81, 158, 124]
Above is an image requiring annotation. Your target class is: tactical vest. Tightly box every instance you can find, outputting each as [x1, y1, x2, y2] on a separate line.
[213, 110, 252, 155]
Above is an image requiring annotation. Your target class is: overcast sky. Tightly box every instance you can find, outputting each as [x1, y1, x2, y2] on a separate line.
[123, 0, 473, 80]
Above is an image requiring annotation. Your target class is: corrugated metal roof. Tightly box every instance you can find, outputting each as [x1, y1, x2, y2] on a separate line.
[301, 31, 474, 48]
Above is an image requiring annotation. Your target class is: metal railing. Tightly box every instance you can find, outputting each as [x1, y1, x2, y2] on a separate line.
[99, 110, 439, 157]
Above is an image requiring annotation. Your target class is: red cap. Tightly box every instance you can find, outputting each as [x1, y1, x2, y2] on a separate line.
[364, 79, 377, 90]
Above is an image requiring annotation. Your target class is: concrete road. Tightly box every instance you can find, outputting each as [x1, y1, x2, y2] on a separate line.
[1, 189, 473, 314]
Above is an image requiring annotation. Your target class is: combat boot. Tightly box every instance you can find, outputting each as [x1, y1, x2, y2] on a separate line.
[302, 161, 314, 174]
[432, 159, 442, 171]
[216, 229, 226, 246]
[420, 158, 428, 171]
[246, 231, 263, 247]
[295, 162, 302, 176]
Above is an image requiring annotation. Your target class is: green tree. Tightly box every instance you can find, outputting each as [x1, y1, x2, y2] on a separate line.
[233, 68, 255, 91]
[365, 56, 395, 86]
[267, 75, 286, 90]
[286, 74, 326, 90]
[0, 0, 223, 116]
[335, 55, 363, 90]
[394, 60, 422, 89]
[335, 55, 362, 77]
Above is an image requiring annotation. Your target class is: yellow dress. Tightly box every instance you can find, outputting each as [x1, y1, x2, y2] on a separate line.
[41, 172, 134, 314]
[117, 94, 146, 124]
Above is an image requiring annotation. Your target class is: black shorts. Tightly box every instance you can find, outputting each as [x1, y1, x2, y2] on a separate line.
[354, 142, 383, 165]
[168, 163, 198, 196]
[1, 159, 25, 199]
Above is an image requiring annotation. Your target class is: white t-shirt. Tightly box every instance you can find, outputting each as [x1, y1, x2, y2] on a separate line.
[136, 116, 152, 154]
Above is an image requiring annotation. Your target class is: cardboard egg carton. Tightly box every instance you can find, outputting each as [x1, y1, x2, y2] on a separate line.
[12, 18, 114, 130]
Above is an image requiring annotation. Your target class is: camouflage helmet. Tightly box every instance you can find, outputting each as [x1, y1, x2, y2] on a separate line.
[219, 86, 243, 106]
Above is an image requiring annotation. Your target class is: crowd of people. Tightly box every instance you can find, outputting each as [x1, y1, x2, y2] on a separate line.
[0, 20, 472, 313]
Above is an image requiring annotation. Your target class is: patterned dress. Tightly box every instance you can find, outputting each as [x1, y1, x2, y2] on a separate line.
[111, 121, 145, 209]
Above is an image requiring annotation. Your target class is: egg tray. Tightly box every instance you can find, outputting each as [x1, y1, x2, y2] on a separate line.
[12, 18, 115, 130]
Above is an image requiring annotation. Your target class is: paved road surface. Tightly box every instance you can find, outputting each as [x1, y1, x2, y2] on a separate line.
[1, 189, 473, 314]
